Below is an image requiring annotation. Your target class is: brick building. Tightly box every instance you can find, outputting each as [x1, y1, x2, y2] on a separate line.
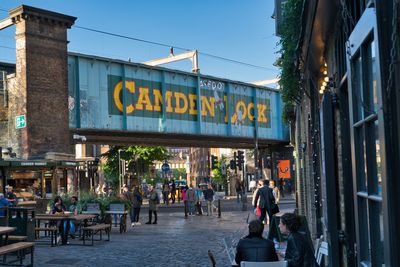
[276, 0, 400, 266]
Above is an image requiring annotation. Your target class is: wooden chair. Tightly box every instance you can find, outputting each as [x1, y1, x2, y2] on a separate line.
[240, 261, 287, 267]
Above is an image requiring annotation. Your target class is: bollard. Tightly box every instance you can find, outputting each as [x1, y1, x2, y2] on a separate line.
[218, 199, 221, 218]
[184, 200, 188, 218]
[241, 193, 247, 211]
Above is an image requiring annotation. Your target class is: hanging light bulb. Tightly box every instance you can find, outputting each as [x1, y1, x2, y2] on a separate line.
[324, 76, 329, 82]
[319, 89, 324, 94]
[323, 70, 328, 75]
[321, 85, 325, 91]
[322, 81, 327, 86]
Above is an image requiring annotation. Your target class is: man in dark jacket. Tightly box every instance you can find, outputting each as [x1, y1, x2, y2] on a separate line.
[254, 179, 275, 224]
[235, 219, 278, 265]
[203, 184, 214, 216]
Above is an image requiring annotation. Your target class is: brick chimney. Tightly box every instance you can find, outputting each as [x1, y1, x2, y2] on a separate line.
[7, 5, 76, 159]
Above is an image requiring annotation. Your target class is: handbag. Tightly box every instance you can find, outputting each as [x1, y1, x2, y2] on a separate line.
[255, 206, 261, 217]
[270, 203, 280, 215]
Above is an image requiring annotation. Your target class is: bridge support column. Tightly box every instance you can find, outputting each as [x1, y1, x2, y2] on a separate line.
[6, 5, 76, 159]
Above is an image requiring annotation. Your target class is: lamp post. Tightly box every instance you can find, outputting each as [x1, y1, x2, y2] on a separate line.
[118, 149, 122, 194]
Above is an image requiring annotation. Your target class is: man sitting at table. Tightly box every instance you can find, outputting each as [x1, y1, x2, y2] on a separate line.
[0, 193, 9, 217]
[5, 186, 18, 207]
[64, 196, 81, 239]
[235, 219, 279, 266]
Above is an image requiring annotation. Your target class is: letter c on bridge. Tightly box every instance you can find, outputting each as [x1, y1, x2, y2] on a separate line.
[113, 80, 136, 113]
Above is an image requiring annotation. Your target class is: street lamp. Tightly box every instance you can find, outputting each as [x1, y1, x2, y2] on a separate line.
[118, 149, 122, 194]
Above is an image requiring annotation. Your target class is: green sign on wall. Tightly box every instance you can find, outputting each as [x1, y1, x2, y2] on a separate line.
[15, 114, 26, 129]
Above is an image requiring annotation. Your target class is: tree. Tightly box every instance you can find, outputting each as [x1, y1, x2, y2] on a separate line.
[172, 168, 186, 180]
[102, 146, 171, 189]
[211, 156, 229, 195]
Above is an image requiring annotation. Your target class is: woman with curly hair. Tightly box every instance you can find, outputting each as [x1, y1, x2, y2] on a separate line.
[279, 213, 319, 267]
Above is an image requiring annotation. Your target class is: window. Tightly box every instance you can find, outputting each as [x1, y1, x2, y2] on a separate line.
[347, 8, 385, 266]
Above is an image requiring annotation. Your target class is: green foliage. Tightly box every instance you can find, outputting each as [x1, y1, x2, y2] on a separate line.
[275, 0, 304, 122]
[50, 191, 133, 214]
[102, 145, 171, 189]
[172, 168, 187, 180]
[211, 157, 227, 186]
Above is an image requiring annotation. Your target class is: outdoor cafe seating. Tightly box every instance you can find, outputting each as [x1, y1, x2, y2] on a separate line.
[0, 207, 34, 266]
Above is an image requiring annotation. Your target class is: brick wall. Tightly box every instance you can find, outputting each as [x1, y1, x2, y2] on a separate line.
[6, 6, 76, 159]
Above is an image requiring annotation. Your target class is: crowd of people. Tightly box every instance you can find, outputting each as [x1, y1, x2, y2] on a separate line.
[235, 214, 318, 267]
[233, 178, 319, 267]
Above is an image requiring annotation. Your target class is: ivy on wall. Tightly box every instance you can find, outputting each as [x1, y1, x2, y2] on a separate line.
[275, 0, 304, 122]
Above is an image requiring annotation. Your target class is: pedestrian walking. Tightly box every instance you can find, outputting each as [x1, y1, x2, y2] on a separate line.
[132, 186, 142, 226]
[122, 186, 135, 226]
[203, 184, 214, 216]
[162, 181, 170, 205]
[146, 186, 159, 225]
[170, 179, 176, 204]
[195, 185, 204, 215]
[269, 180, 281, 204]
[253, 179, 275, 225]
[186, 185, 196, 216]
[279, 178, 285, 198]
[235, 179, 243, 203]
[278, 213, 318, 267]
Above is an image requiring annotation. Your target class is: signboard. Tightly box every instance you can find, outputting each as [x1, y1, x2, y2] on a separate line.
[68, 54, 289, 143]
[277, 160, 291, 178]
[15, 114, 26, 129]
[107, 75, 271, 127]
[161, 163, 170, 172]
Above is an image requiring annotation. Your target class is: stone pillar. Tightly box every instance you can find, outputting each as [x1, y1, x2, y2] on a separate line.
[7, 5, 76, 159]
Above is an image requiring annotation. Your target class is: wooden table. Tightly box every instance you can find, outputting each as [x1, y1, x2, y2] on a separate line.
[16, 201, 37, 207]
[35, 214, 97, 245]
[0, 227, 16, 246]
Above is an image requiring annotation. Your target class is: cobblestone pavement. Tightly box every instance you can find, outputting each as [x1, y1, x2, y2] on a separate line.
[31, 198, 295, 267]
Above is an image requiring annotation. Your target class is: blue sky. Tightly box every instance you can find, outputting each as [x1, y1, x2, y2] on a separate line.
[0, 0, 280, 84]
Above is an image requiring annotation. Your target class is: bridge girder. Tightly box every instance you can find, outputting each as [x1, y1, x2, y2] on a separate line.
[70, 129, 288, 149]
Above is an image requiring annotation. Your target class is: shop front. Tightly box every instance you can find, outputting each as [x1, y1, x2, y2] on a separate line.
[0, 160, 79, 200]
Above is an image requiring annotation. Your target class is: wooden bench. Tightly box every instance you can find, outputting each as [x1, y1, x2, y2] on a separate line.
[82, 224, 110, 246]
[0, 242, 34, 267]
[8, 236, 28, 242]
[34, 227, 58, 246]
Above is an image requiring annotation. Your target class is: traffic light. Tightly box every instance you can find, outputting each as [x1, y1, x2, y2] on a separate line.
[230, 159, 236, 170]
[211, 155, 218, 170]
[125, 160, 129, 172]
[236, 150, 244, 171]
